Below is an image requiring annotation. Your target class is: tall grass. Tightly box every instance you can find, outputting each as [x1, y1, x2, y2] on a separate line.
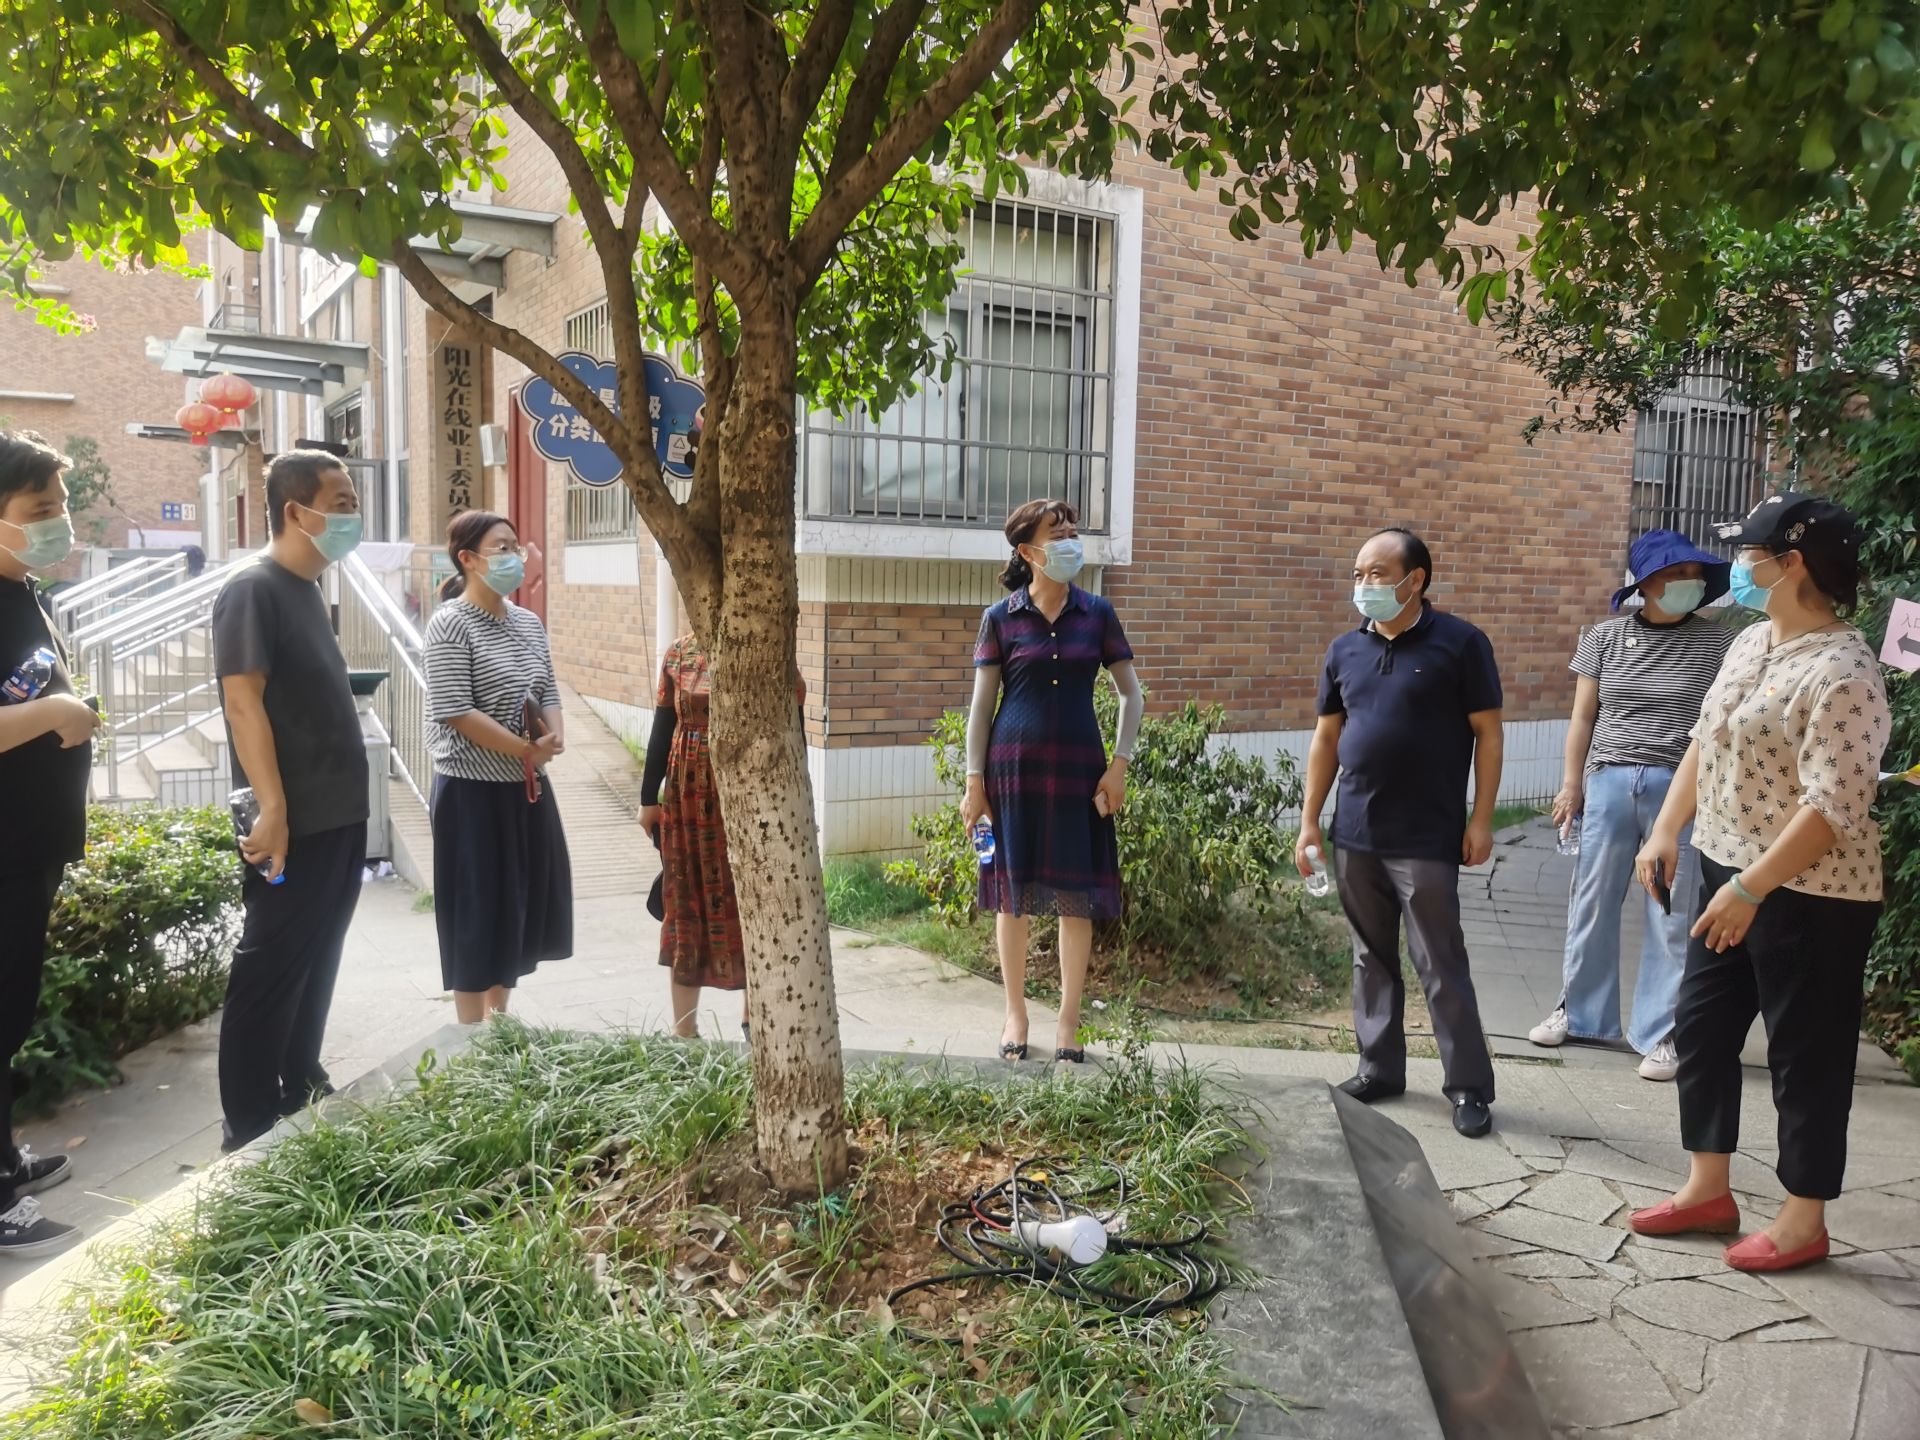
[6, 1026, 1253, 1440]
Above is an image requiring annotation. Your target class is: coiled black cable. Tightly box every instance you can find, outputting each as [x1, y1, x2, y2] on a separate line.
[883, 1155, 1229, 1335]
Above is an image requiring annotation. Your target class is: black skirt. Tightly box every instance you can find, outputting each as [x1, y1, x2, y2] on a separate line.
[430, 773, 574, 993]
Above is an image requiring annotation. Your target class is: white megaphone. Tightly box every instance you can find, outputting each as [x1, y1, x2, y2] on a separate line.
[1013, 1213, 1109, 1267]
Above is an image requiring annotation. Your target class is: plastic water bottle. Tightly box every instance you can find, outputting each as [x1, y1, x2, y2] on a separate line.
[1557, 820, 1581, 857]
[971, 820, 996, 866]
[229, 787, 287, 885]
[2, 646, 55, 704]
[1303, 844, 1331, 898]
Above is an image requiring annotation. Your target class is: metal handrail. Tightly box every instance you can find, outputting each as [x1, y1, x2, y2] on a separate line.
[338, 552, 430, 804]
[52, 557, 163, 626]
[89, 582, 226, 803]
[71, 561, 244, 652]
[64, 557, 192, 635]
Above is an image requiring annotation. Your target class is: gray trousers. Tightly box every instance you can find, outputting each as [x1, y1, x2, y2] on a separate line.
[1335, 849, 1496, 1102]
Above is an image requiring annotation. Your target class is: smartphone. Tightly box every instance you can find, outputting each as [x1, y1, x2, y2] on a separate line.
[1654, 876, 1672, 916]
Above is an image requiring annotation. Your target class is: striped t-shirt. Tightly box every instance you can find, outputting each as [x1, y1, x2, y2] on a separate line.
[425, 598, 559, 784]
[1570, 612, 1735, 772]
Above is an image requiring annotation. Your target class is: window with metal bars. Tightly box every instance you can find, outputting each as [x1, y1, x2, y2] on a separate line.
[561, 299, 638, 541]
[1629, 355, 1768, 553]
[801, 199, 1118, 529]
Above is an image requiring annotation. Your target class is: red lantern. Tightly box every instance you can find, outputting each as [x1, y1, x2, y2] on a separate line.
[176, 401, 223, 443]
[200, 372, 257, 416]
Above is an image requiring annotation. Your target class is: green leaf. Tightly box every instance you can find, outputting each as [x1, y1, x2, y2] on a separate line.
[1819, 0, 1856, 44]
[608, 1, 657, 63]
[1799, 120, 1838, 172]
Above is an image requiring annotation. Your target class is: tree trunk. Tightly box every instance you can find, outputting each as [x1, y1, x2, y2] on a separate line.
[705, 317, 848, 1197]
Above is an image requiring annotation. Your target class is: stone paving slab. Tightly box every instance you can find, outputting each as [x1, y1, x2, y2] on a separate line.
[1515, 1171, 1622, 1226]
[1478, 1207, 1627, 1264]
[1597, 1341, 1868, 1439]
[1763, 1268, 1920, 1354]
[1510, 1321, 1675, 1431]
[1613, 1312, 1707, 1394]
[1616, 1278, 1798, 1341]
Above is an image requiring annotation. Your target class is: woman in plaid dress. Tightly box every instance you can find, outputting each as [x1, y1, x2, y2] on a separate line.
[961, 499, 1144, 1064]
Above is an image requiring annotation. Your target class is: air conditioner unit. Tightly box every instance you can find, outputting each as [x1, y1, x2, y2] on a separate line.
[479, 422, 508, 469]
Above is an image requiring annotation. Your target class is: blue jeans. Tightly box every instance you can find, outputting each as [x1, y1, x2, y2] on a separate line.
[1558, 764, 1702, 1054]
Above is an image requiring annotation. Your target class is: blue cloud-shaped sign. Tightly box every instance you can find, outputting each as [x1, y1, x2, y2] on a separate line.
[519, 351, 705, 488]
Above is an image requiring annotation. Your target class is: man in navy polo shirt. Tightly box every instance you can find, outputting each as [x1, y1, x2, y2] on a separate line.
[1297, 528, 1504, 1138]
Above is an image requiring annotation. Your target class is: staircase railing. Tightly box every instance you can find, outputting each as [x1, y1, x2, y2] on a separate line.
[52, 553, 188, 635]
[338, 551, 430, 806]
[69, 564, 234, 802]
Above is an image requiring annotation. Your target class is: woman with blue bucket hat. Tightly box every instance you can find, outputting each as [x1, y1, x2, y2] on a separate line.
[1529, 530, 1734, 1079]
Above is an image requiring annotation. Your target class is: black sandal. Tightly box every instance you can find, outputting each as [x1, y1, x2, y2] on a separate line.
[999, 1040, 1028, 1062]
[1055, 1048, 1085, 1065]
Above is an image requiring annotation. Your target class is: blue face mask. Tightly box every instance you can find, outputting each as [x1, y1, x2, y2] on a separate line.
[1036, 538, 1085, 584]
[295, 504, 364, 564]
[1650, 578, 1707, 616]
[1728, 559, 1778, 613]
[1352, 575, 1414, 624]
[480, 552, 526, 596]
[2, 516, 74, 571]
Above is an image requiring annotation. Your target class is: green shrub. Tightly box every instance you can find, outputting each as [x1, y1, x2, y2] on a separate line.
[15, 806, 242, 1108]
[887, 686, 1315, 977]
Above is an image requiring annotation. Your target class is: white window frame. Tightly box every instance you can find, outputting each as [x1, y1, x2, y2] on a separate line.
[797, 166, 1142, 567]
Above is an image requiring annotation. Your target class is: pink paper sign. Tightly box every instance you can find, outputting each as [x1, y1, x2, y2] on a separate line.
[1881, 597, 1920, 673]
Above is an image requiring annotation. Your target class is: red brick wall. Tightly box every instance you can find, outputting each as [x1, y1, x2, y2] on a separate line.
[0, 254, 206, 557]
[1104, 161, 1631, 731]
[821, 602, 978, 748]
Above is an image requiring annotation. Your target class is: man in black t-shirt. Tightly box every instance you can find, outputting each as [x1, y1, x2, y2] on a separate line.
[211, 450, 369, 1151]
[0, 432, 101, 1257]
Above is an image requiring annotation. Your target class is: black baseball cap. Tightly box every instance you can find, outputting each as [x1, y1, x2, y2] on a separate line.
[1714, 493, 1861, 561]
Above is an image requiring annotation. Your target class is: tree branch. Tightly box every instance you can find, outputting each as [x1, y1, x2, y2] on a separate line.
[565, 0, 760, 295]
[780, 0, 858, 154]
[620, 0, 693, 250]
[439, 4, 636, 301]
[827, 0, 929, 184]
[119, 0, 312, 156]
[797, 0, 1037, 281]
[391, 244, 706, 571]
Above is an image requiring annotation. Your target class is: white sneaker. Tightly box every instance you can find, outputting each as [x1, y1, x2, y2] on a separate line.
[1639, 1037, 1679, 1083]
[1528, 1007, 1570, 1047]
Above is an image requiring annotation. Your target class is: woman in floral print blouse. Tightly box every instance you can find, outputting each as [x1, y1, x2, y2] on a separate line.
[1630, 495, 1890, 1275]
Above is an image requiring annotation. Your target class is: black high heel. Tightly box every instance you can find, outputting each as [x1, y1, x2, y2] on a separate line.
[1055, 1047, 1085, 1065]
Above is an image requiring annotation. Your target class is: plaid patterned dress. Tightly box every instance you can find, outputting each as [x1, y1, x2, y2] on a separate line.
[654, 637, 804, 988]
[973, 585, 1133, 919]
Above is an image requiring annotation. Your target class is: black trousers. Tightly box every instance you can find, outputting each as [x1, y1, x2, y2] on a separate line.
[1, 863, 65, 1210]
[1675, 856, 1880, 1200]
[218, 822, 367, 1151]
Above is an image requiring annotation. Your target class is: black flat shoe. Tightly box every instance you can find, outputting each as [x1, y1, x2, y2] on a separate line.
[1452, 1096, 1493, 1139]
[1337, 1074, 1406, 1104]
[1000, 1040, 1028, 1061]
[1055, 1048, 1085, 1065]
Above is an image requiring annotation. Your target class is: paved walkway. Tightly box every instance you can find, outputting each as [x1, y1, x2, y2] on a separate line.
[3, 724, 1916, 1434]
[1445, 817, 1920, 1437]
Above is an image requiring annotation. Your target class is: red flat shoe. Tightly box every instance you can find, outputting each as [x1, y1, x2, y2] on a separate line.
[1628, 1193, 1741, 1237]
[1724, 1229, 1829, 1273]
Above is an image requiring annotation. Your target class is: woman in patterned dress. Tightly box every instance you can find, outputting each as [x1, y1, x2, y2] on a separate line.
[1631, 496, 1889, 1274]
[638, 634, 804, 1038]
[961, 499, 1144, 1064]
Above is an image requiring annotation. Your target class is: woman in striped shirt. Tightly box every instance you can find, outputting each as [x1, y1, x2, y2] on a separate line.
[1529, 530, 1733, 1080]
[424, 511, 574, 1023]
